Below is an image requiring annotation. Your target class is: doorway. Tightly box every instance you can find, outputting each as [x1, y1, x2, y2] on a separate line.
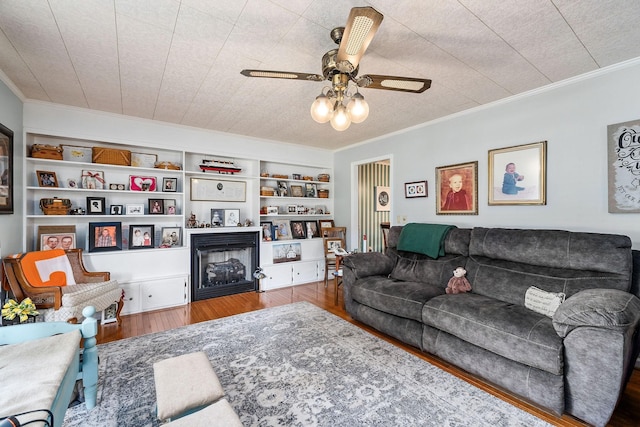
[353, 156, 391, 252]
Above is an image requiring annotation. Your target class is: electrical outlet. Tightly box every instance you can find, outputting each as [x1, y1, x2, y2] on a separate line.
[397, 215, 408, 225]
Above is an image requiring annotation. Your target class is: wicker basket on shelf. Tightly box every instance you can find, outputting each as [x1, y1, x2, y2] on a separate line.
[40, 198, 71, 215]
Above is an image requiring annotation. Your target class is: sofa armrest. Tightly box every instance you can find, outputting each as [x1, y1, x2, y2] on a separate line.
[342, 252, 395, 279]
[552, 289, 640, 338]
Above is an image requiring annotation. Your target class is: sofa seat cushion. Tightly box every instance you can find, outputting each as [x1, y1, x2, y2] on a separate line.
[351, 276, 444, 321]
[423, 293, 564, 375]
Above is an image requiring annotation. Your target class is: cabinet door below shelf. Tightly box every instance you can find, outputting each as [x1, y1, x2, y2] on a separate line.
[260, 263, 293, 291]
[140, 276, 187, 312]
[119, 282, 141, 316]
[293, 261, 319, 285]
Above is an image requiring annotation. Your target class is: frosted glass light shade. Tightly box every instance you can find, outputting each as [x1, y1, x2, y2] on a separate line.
[347, 93, 369, 123]
[330, 103, 351, 131]
[310, 94, 333, 123]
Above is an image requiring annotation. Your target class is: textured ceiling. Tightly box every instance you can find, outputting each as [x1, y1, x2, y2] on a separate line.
[1, 0, 639, 150]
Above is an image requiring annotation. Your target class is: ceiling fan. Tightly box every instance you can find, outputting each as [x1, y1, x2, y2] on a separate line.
[240, 6, 432, 131]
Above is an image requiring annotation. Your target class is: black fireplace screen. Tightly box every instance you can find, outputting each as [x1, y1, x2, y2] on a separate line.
[191, 232, 259, 301]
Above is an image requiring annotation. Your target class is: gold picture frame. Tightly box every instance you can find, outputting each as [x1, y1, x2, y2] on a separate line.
[436, 161, 478, 215]
[488, 141, 547, 206]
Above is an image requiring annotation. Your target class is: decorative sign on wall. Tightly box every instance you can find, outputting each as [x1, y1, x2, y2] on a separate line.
[375, 186, 391, 211]
[190, 178, 246, 202]
[608, 119, 640, 213]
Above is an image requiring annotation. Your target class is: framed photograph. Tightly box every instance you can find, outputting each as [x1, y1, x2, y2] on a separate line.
[277, 181, 288, 197]
[436, 161, 478, 215]
[290, 220, 306, 239]
[608, 120, 640, 212]
[131, 152, 157, 168]
[211, 208, 225, 226]
[164, 199, 177, 215]
[0, 123, 14, 214]
[149, 199, 164, 214]
[375, 186, 391, 211]
[488, 141, 547, 206]
[266, 206, 279, 215]
[160, 227, 182, 247]
[287, 204, 297, 214]
[290, 185, 304, 197]
[126, 204, 144, 215]
[110, 204, 123, 215]
[319, 219, 335, 228]
[129, 175, 157, 192]
[128, 224, 155, 249]
[37, 225, 76, 250]
[272, 219, 292, 240]
[315, 205, 327, 214]
[261, 221, 274, 241]
[190, 178, 245, 202]
[81, 170, 105, 189]
[88, 222, 122, 252]
[305, 220, 319, 238]
[405, 181, 427, 198]
[225, 209, 240, 226]
[36, 170, 58, 187]
[101, 302, 118, 325]
[272, 242, 301, 263]
[162, 177, 177, 192]
[305, 183, 318, 198]
[325, 238, 345, 253]
[87, 197, 106, 215]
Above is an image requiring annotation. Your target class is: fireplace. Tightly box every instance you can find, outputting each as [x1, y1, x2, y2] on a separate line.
[190, 231, 259, 301]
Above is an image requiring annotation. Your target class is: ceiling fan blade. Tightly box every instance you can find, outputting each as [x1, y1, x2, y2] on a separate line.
[336, 7, 384, 73]
[240, 69, 324, 82]
[356, 74, 432, 93]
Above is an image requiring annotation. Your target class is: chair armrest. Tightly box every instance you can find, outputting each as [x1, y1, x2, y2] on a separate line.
[553, 289, 640, 338]
[66, 249, 111, 282]
[342, 252, 395, 279]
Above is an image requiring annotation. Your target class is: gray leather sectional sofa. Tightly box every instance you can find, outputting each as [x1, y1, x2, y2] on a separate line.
[342, 225, 640, 426]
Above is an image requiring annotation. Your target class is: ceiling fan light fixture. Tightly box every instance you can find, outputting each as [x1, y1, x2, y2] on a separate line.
[310, 93, 333, 123]
[347, 92, 369, 123]
[330, 103, 351, 131]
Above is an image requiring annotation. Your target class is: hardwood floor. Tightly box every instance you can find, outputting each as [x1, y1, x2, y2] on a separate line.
[97, 282, 639, 427]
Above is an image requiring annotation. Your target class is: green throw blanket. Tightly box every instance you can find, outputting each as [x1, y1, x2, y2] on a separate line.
[397, 223, 456, 259]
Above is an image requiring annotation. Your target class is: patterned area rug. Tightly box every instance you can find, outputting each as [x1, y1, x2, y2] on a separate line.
[64, 302, 551, 426]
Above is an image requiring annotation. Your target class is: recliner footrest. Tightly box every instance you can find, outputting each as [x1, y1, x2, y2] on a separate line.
[153, 351, 224, 421]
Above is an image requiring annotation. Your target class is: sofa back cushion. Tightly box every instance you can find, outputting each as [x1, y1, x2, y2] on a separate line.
[388, 226, 470, 256]
[467, 228, 632, 305]
[387, 227, 471, 288]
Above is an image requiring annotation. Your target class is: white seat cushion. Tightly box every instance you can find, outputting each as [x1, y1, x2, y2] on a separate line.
[154, 351, 224, 421]
[61, 280, 120, 306]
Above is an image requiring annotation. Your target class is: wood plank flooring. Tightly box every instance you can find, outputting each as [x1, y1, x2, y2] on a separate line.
[96, 282, 639, 427]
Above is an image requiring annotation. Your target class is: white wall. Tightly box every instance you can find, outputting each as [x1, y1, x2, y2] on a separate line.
[0, 77, 23, 255]
[334, 58, 640, 248]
